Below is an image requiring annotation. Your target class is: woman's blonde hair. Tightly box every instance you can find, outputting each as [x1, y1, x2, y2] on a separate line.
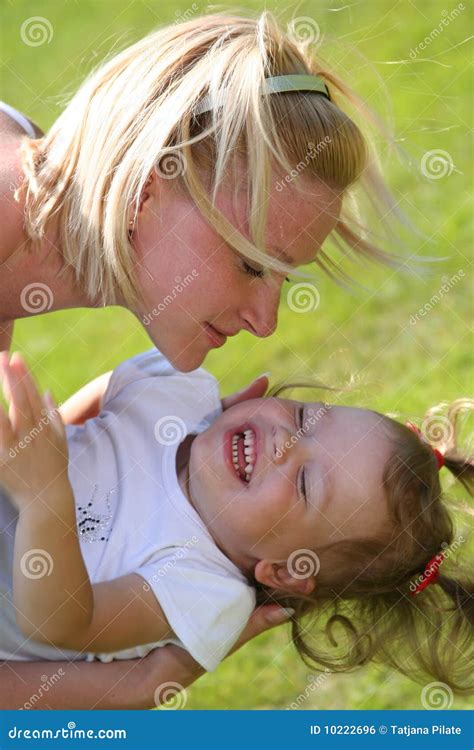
[16, 10, 403, 308]
[254, 393, 474, 693]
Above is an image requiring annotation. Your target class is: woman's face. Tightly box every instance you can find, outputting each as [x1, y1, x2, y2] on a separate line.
[187, 397, 392, 575]
[130, 168, 342, 371]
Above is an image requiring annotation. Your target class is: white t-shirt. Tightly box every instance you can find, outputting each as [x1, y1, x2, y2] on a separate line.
[0, 349, 256, 671]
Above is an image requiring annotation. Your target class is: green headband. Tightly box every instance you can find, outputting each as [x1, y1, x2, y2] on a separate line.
[194, 74, 330, 115]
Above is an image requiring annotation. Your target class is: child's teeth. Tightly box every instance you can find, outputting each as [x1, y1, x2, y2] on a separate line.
[231, 429, 256, 482]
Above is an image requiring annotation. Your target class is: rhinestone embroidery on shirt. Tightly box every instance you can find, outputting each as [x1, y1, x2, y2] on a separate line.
[77, 484, 114, 543]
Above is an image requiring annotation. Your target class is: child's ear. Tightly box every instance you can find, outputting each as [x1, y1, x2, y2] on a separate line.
[254, 559, 316, 595]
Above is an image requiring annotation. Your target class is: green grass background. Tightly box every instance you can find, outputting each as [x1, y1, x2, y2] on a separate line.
[1, 0, 472, 709]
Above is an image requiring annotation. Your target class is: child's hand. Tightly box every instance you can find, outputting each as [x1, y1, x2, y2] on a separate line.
[0, 351, 68, 510]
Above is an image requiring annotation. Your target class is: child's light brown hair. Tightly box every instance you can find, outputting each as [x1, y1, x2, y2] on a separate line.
[15, 10, 402, 308]
[254, 394, 474, 694]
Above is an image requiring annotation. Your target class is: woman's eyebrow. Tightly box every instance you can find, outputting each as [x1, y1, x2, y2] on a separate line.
[275, 249, 293, 263]
[274, 248, 318, 266]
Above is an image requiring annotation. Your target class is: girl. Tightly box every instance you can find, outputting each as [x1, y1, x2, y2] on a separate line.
[0, 349, 472, 695]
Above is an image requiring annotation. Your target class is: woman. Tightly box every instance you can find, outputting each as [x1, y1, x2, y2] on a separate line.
[0, 11, 400, 708]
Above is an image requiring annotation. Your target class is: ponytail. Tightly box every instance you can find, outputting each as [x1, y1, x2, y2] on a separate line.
[415, 398, 473, 494]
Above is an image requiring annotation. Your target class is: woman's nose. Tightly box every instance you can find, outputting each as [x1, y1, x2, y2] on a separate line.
[241, 283, 280, 338]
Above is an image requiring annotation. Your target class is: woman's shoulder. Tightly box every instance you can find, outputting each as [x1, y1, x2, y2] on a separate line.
[0, 105, 44, 139]
[0, 108, 44, 264]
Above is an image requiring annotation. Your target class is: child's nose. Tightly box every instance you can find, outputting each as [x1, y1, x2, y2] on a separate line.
[273, 425, 297, 465]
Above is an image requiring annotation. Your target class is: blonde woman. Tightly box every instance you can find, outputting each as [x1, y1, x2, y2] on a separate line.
[0, 11, 402, 707]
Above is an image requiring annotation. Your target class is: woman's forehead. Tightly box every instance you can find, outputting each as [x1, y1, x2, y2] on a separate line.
[267, 180, 342, 263]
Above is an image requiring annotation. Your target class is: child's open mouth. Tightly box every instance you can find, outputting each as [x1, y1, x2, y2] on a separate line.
[231, 428, 256, 483]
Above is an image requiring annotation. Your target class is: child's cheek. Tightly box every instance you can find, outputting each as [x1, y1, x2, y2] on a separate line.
[254, 480, 292, 519]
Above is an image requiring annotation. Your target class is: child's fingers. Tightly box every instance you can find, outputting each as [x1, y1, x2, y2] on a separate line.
[43, 391, 67, 445]
[9, 353, 45, 425]
[0, 356, 35, 435]
[0, 400, 17, 454]
[0, 351, 9, 374]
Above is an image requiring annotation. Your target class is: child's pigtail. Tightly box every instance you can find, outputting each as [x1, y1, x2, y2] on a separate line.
[436, 574, 474, 626]
[423, 398, 474, 495]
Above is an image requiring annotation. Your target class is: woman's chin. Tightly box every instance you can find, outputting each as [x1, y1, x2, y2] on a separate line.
[160, 341, 207, 373]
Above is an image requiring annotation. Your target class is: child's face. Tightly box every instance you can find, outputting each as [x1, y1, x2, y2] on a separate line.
[188, 397, 392, 581]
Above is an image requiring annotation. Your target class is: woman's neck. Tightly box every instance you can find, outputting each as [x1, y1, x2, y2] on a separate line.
[0, 134, 104, 321]
[1, 224, 102, 321]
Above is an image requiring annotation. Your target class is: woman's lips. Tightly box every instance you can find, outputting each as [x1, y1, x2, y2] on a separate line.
[204, 323, 227, 348]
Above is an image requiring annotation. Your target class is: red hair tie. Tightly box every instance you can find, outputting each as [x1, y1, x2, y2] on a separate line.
[405, 421, 445, 470]
[410, 553, 445, 596]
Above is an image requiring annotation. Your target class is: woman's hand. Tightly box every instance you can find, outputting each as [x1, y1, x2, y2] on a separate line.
[0, 351, 68, 510]
[221, 373, 270, 411]
[140, 602, 293, 706]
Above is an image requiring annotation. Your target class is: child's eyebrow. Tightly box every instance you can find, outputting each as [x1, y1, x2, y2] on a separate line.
[304, 401, 331, 433]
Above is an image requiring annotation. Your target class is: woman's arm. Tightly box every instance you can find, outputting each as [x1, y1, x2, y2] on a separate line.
[0, 602, 291, 709]
[58, 368, 269, 427]
[0, 644, 201, 709]
[59, 370, 112, 425]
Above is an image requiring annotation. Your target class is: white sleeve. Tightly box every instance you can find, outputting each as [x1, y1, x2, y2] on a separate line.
[136, 552, 256, 672]
[101, 348, 179, 407]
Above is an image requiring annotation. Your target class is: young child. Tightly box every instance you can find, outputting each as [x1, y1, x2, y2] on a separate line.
[0, 349, 472, 693]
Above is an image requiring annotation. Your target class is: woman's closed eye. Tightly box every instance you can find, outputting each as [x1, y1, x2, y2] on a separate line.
[242, 260, 265, 279]
[242, 259, 290, 283]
